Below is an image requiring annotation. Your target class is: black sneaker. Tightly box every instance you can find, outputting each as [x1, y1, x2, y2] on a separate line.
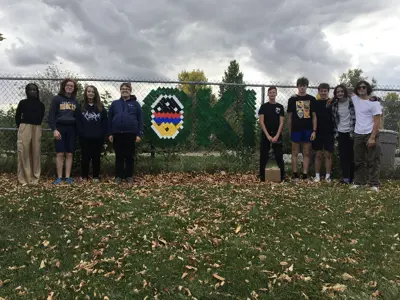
[292, 172, 299, 182]
[126, 177, 133, 184]
[115, 177, 122, 184]
[301, 173, 308, 180]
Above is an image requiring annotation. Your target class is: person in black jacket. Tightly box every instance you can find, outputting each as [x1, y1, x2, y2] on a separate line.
[108, 82, 143, 185]
[76, 85, 108, 182]
[15, 83, 45, 185]
[47, 78, 80, 185]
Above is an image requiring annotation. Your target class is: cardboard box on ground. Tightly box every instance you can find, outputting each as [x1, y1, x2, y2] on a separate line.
[265, 167, 281, 182]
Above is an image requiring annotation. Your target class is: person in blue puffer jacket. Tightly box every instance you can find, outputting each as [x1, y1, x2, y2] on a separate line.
[108, 82, 143, 184]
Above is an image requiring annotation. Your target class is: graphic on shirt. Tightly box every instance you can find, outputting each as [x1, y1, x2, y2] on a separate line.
[60, 102, 76, 111]
[151, 95, 184, 139]
[275, 107, 281, 114]
[296, 101, 310, 119]
[83, 111, 101, 122]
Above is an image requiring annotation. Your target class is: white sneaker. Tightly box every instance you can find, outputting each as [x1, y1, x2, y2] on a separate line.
[370, 186, 379, 192]
[313, 174, 320, 182]
[325, 174, 331, 183]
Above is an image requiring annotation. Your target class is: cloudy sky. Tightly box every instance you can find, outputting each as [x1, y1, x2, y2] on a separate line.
[1, 0, 400, 87]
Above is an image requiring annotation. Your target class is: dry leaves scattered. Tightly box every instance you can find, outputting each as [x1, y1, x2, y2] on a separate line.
[1, 172, 400, 299]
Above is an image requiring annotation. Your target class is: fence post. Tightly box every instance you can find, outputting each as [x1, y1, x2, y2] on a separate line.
[261, 86, 265, 104]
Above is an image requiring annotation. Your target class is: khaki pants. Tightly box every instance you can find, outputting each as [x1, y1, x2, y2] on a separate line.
[353, 133, 380, 187]
[17, 124, 42, 184]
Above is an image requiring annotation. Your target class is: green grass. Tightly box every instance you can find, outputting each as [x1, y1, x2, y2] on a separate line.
[0, 152, 258, 176]
[1, 173, 400, 299]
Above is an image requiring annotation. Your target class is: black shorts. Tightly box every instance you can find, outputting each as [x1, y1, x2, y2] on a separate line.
[312, 134, 334, 152]
[55, 125, 77, 153]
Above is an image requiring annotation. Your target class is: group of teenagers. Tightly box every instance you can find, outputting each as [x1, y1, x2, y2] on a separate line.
[258, 77, 383, 191]
[14, 77, 382, 190]
[15, 79, 143, 185]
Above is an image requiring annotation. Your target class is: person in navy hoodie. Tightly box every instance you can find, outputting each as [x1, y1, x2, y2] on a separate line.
[47, 78, 80, 185]
[76, 85, 108, 182]
[108, 82, 143, 184]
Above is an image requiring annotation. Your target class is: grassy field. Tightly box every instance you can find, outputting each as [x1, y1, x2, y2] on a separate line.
[1, 173, 400, 299]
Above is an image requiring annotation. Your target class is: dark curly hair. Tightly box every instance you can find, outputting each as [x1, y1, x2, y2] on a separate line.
[58, 78, 78, 98]
[355, 80, 373, 96]
[333, 84, 349, 99]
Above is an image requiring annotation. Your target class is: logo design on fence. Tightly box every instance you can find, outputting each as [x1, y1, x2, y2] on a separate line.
[151, 95, 184, 139]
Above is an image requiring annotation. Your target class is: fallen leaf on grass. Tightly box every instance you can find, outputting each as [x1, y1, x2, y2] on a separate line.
[280, 261, 288, 266]
[369, 281, 377, 287]
[42, 240, 50, 247]
[212, 273, 225, 281]
[181, 272, 188, 279]
[0, 280, 2, 288]
[8, 265, 26, 270]
[185, 265, 198, 271]
[342, 273, 355, 281]
[47, 291, 55, 300]
[372, 290, 381, 297]
[235, 225, 241, 234]
[158, 237, 167, 245]
[259, 255, 267, 261]
[184, 287, 192, 296]
[39, 260, 46, 269]
[278, 274, 292, 282]
[322, 284, 347, 293]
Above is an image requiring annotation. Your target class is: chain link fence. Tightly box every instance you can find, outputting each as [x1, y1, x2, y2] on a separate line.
[0, 76, 399, 176]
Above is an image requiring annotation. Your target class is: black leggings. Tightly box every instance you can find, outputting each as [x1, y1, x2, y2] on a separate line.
[80, 138, 103, 178]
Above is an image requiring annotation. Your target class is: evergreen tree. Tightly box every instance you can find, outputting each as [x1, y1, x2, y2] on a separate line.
[219, 60, 244, 97]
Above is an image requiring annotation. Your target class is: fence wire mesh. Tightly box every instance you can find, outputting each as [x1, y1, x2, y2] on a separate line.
[0, 76, 399, 177]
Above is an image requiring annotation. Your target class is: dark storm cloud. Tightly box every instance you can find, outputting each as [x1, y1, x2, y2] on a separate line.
[1, 0, 398, 83]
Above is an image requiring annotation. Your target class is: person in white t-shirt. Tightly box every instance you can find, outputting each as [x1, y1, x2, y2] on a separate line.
[350, 81, 382, 191]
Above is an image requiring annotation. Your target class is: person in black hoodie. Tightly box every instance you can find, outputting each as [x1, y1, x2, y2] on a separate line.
[47, 78, 80, 185]
[15, 83, 45, 185]
[76, 85, 108, 182]
[108, 82, 143, 185]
